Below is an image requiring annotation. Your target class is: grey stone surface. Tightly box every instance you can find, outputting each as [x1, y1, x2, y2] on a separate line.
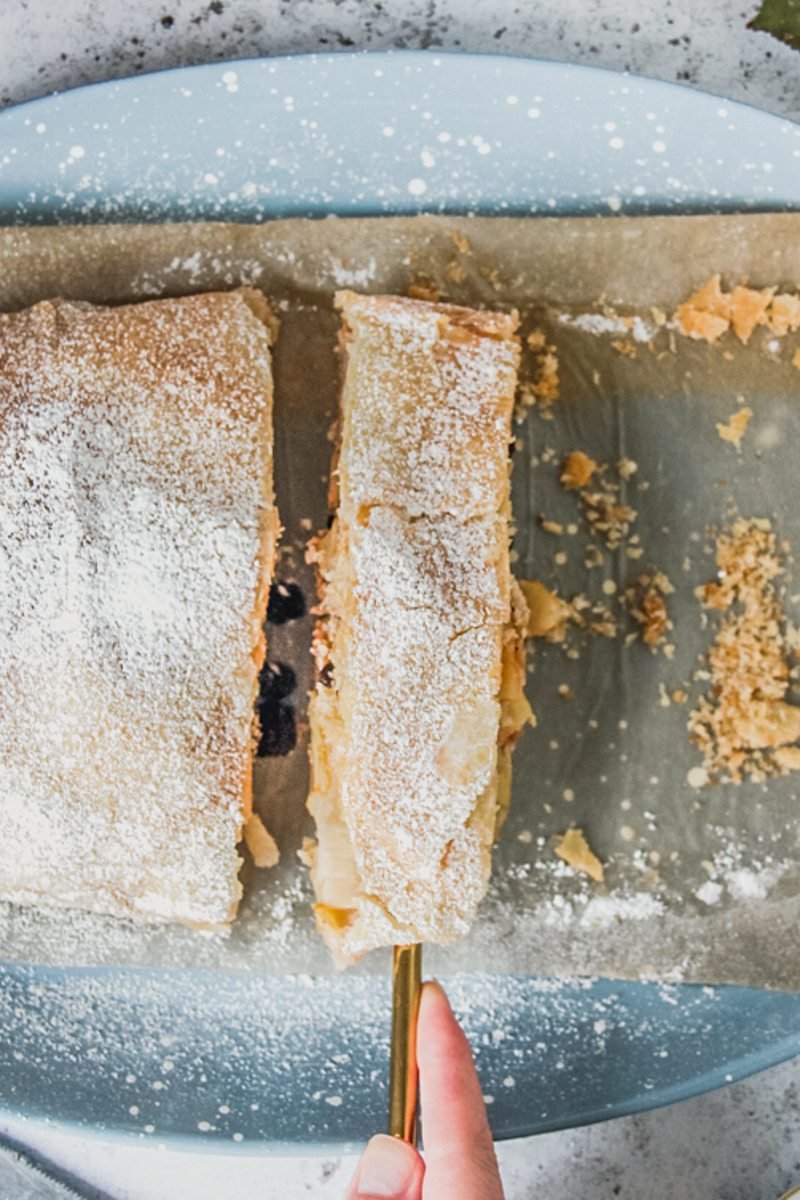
[1, 2, 800, 1197]
[1, 0, 799, 120]
[2, 1057, 800, 1199]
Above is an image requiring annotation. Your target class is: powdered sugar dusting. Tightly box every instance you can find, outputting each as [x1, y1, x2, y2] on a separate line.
[0, 964, 737, 1142]
[307, 292, 525, 959]
[0, 290, 277, 926]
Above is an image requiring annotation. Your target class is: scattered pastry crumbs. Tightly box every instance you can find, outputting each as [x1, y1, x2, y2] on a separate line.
[588, 605, 618, 639]
[561, 454, 638, 551]
[716, 406, 752, 448]
[555, 828, 604, 883]
[688, 518, 800, 783]
[624, 572, 675, 650]
[518, 328, 560, 420]
[611, 338, 637, 357]
[518, 579, 618, 646]
[675, 274, 800, 345]
[793, 349, 800, 371]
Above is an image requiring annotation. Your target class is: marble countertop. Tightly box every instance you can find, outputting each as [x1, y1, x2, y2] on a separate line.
[1, 0, 799, 122]
[1, 2, 800, 1197]
[2, 1054, 800, 1199]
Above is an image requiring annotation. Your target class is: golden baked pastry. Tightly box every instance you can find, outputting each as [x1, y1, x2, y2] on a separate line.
[0, 289, 280, 926]
[305, 290, 531, 964]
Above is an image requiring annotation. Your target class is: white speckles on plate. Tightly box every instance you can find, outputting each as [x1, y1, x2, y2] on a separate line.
[1, 54, 800, 223]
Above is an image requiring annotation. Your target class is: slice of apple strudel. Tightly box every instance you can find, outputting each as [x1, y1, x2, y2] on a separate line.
[306, 290, 532, 965]
[0, 288, 280, 927]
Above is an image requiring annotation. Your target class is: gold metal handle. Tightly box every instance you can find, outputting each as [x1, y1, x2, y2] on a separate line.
[389, 943, 422, 1144]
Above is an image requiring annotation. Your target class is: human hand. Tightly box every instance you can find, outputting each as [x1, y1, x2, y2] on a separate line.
[345, 980, 504, 1200]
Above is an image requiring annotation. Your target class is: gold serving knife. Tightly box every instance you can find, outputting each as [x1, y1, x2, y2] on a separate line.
[389, 943, 422, 1145]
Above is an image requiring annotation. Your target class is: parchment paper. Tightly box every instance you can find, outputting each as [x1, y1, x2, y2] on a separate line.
[2, 213, 800, 988]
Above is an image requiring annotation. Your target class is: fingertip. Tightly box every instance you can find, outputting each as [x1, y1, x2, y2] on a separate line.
[345, 1133, 423, 1200]
[421, 978, 447, 1000]
[418, 980, 468, 1056]
[419, 978, 449, 1012]
[419, 979, 458, 1029]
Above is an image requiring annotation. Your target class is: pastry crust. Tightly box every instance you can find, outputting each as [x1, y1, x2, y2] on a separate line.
[306, 291, 530, 964]
[0, 289, 279, 927]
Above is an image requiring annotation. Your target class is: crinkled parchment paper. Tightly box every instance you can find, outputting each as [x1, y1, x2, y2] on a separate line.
[2, 213, 800, 988]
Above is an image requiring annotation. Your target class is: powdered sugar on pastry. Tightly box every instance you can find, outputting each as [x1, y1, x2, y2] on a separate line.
[306, 291, 530, 964]
[0, 290, 279, 927]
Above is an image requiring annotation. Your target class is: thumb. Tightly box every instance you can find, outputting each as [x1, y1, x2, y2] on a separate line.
[345, 1133, 425, 1200]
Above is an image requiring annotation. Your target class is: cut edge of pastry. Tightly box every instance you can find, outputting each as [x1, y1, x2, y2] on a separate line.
[305, 291, 531, 967]
[228, 288, 282, 919]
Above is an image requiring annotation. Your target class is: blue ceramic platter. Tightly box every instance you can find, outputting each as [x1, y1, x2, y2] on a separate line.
[1, 52, 800, 1149]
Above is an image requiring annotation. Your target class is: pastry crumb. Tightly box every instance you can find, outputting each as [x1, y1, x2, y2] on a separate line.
[717, 406, 752, 448]
[518, 580, 572, 641]
[555, 827, 604, 883]
[768, 293, 800, 335]
[244, 812, 280, 869]
[730, 285, 775, 344]
[624, 572, 675, 649]
[561, 450, 597, 490]
[676, 275, 731, 343]
[617, 457, 638, 480]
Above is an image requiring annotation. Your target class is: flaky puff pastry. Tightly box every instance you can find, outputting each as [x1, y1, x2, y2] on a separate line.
[305, 291, 532, 965]
[0, 289, 280, 927]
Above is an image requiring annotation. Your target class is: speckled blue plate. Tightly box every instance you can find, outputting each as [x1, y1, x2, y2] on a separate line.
[1, 52, 800, 1150]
